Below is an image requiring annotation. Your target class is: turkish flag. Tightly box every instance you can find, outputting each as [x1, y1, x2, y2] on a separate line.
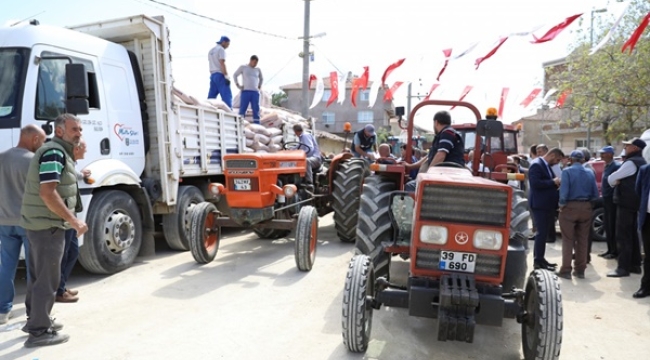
[326, 72, 339, 107]
[351, 66, 370, 107]
[555, 90, 572, 108]
[519, 88, 542, 108]
[622, 12, 650, 54]
[424, 83, 440, 101]
[450, 86, 473, 110]
[475, 37, 508, 69]
[381, 58, 406, 86]
[308, 74, 317, 89]
[498, 87, 509, 117]
[384, 81, 404, 101]
[531, 13, 583, 44]
[436, 48, 453, 81]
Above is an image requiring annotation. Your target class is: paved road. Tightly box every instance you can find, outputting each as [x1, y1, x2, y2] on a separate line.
[1, 215, 649, 360]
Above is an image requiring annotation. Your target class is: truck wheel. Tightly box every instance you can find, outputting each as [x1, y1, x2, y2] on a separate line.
[332, 159, 366, 243]
[590, 207, 606, 242]
[162, 185, 205, 251]
[522, 269, 563, 360]
[189, 202, 220, 264]
[511, 189, 531, 239]
[294, 206, 318, 272]
[78, 190, 142, 274]
[342, 254, 375, 353]
[355, 175, 396, 278]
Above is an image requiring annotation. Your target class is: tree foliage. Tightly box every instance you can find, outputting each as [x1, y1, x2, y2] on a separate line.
[271, 91, 287, 107]
[550, 0, 650, 142]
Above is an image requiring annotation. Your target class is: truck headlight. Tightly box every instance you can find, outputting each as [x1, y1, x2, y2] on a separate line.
[473, 230, 503, 250]
[420, 225, 448, 245]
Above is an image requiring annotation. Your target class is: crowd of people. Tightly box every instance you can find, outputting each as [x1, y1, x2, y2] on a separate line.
[0, 114, 89, 347]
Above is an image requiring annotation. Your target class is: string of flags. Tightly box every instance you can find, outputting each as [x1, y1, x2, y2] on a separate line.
[307, 3, 649, 116]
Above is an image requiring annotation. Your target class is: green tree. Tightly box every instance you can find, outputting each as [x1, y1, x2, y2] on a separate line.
[376, 127, 392, 144]
[271, 91, 287, 107]
[550, 0, 650, 142]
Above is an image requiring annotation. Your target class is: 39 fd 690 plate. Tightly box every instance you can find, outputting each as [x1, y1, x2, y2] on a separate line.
[439, 251, 477, 273]
[233, 178, 251, 191]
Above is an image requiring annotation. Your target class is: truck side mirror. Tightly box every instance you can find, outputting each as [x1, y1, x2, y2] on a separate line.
[395, 106, 405, 117]
[65, 63, 90, 115]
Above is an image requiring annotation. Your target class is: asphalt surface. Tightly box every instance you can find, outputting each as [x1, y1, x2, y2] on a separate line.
[0, 215, 649, 360]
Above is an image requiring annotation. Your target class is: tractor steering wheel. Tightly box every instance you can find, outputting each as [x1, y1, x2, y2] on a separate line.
[284, 141, 312, 153]
[433, 162, 465, 169]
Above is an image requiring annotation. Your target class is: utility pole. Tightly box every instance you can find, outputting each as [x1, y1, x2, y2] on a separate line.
[300, 0, 311, 118]
[587, 7, 607, 152]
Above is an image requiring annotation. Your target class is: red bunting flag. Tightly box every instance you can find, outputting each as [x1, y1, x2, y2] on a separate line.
[498, 87, 509, 117]
[424, 83, 440, 101]
[436, 48, 453, 81]
[308, 74, 317, 89]
[381, 58, 406, 86]
[384, 81, 404, 101]
[475, 37, 509, 69]
[519, 88, 542, 108]
[531, 13, 583, 44]
[450, 86, 473, 110]
[326, 72, 339, 107]
[350, 66, 370, 107]
[622, 12, 650, 54]
[555, 90, 572, 108]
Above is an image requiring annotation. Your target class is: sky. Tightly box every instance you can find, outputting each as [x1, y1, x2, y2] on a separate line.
[0, 0, 629, 127]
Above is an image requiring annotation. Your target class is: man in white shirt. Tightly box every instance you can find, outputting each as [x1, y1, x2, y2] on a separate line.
[207, 36, 232, 108]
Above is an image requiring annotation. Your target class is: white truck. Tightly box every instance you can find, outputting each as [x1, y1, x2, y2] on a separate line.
[0, 15, 268, 274]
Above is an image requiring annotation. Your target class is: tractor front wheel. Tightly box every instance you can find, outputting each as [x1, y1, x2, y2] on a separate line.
[342, 254, 375, 353]
[189, 202, 220, 264]
[521, 269, 563, 360]
[294, 206, 318, 271]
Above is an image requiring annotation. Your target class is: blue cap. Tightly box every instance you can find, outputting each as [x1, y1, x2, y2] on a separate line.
[569, 150, 584, 160]
[598, 146, 615, 154]
[364, 124, 375, 135]
[217, 36, 230, 44]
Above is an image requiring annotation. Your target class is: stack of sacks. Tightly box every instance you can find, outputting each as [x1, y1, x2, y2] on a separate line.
[244, 124, 284, 153]
[172, 86, 235, 113]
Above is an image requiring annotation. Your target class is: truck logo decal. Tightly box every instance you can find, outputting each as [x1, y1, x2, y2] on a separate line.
[454, 232, 469, 245]
[114, 123, 139, 141]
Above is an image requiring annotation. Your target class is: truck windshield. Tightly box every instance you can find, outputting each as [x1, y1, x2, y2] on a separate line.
[0, 48, 29, 120]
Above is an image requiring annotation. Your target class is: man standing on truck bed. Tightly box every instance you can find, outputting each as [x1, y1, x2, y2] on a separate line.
[208, 36, 232, 108]
[20, 114, 88, 348]
[0, 125, 46, 325]
[405, 111, 464, 192]
[234, 55, 263, 124]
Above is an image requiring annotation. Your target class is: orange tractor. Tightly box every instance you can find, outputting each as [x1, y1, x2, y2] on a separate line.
[342, 100, 562, 360]
[187, 128, 366, 271]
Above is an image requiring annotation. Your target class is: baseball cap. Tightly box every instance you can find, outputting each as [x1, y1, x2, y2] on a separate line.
[569, 150, 584, 160]
[217, 36, 230, 44]
[364, 124, 375, 135]
[622, 137, 646, 150]
[598, 146, 615, 154]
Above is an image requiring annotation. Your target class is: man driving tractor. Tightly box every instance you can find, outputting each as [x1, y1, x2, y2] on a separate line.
[405, 110, 464, 192]
[292, 124, 321, 185]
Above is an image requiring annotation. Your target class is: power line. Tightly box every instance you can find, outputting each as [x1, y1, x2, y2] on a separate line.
[265, 54, 299, 86]
[132, 0, 230, 32]
[312, 43, 344, 75]
[145, 0, 297, 40]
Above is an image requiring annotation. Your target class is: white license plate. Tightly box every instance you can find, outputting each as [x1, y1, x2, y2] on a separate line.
[233, 178, 251, 191]
[439, 251, 477, 273]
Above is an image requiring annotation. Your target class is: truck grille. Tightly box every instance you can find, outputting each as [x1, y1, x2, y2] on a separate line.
[225, 159, 257, 169]
[420, 184, 508, 227]
[416, 249, 501, 277]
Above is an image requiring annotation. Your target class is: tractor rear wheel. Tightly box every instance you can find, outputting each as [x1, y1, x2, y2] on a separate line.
[511, 189, 531, 239]
[294, 206, 318, 271]
[355, 175, 396, 278]
[189, 202, 220, 264]
[342, 254, 375, 353]
[332, 159, 366, 243]
[522, 269, 563, 360]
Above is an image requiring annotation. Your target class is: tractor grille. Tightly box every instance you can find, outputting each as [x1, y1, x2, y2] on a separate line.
[420, 184, 508, 227]
[416, 248, 502, 277]
[225, 159, 257, 169]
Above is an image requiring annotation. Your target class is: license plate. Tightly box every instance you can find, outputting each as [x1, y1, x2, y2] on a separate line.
[439, 251, 477, 273]
[233, 178, 251, 191]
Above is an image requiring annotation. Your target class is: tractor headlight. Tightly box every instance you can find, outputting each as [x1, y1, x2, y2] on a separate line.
[473, 230, 503, 250]
[419, 225, 448, 245]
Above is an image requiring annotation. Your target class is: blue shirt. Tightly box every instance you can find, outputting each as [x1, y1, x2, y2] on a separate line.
[295, 132, 319, 158]
[559, 163, 599, 206]
[601, 161, 621, 198]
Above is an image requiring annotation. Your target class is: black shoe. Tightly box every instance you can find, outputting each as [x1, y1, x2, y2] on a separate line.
[556, 271, 571, 279]
[606, 268, 630, 278]
[546, 239, 556, 243]
[545, 261, 558, 268]
[572, 271, 585, 279]
[24, 330, 69, 348]
[630, 266, 642, 274]
[534, 261, 556, 271]
[603, 253, 617, 260]
[632, 288, 650, 299]
[22, 318, 63, 333]
[598, 252, 611, 258]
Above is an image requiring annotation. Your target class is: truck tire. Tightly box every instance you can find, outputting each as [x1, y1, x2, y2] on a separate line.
[355, 176, 396, 278]
[189, 202, 220, 264]
[162, 185, 205, 251]
[522, 269, 563, 360]
[590, 207, 606, 242]
[342, 254, 375, 353]
[78, 190, 143, 274]
[332, 159, 366, 243]
[294, 206, 318, 272]
[511, 189, 532, 239]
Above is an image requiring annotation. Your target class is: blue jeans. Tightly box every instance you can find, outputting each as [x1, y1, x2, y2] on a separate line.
[405, 180, 416, 193]
[58, 229, 79, 296]
[239, 90, 260, 122]
[208, 72, 233, 109]
[0, 225, 30, 314]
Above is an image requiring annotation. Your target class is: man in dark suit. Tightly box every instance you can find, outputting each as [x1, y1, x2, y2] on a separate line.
[528, 147, 565, 270]
[633, 163, 650, 298]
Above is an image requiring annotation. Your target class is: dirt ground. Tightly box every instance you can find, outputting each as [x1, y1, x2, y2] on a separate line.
[0, 215, 649, 360]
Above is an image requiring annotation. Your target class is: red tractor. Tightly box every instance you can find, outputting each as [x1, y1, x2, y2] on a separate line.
[342, 100, 562, 360]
